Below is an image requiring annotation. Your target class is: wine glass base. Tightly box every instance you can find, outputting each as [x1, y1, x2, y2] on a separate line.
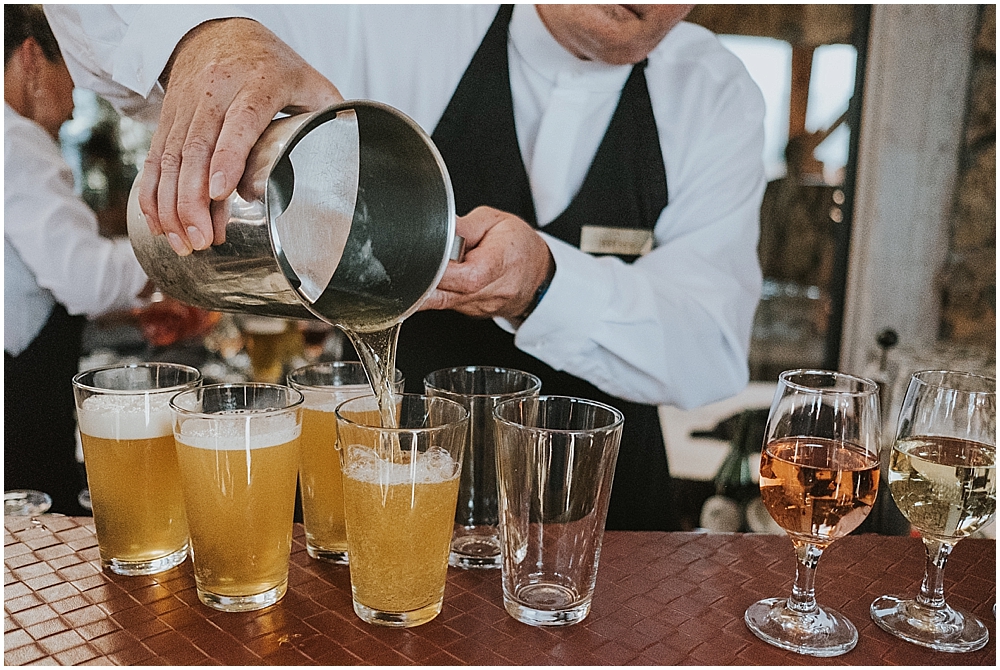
[4, 490, 53, 516]
[870, 595, 989, 652]
[745, 597, 858, 657]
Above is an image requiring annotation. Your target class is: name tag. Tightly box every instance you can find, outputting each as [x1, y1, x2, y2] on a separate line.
[579, 226, 654, 256]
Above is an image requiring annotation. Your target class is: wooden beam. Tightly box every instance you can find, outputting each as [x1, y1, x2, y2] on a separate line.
[788, 45, 814, 138]
[686, 4, 853, 45]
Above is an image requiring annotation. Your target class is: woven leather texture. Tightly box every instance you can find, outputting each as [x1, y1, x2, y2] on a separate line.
[5, 516, 995, 665]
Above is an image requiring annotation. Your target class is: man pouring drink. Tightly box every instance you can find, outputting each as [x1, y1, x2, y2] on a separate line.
[47, 4, 766, 531]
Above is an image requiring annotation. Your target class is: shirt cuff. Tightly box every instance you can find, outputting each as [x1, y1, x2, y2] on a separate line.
[506, 232, 613, 371]
[113, 5, 255, 97]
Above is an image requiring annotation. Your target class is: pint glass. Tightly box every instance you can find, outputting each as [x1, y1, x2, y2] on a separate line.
[239, 316, 305, 383]
[72, 363, 201, 575]
[336, 394, 468, 627]
[424, 366, 541, 569]
[170, 383, 303, 612]
[494, 395, 624, 626]
[288, 362, 403, 563]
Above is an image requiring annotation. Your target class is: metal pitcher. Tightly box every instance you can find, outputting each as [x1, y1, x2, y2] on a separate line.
[127, 100, 457, 332]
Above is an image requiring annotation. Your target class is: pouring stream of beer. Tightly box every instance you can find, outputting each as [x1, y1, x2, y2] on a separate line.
[344, 323, 404, 507]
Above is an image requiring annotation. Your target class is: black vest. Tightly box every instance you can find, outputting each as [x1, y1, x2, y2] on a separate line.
[396, 5, 679, 530]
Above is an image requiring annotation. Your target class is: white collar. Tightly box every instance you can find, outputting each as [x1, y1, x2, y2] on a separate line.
[508, 5, 632, 91]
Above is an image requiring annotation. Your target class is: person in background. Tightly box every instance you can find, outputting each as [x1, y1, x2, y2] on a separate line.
[46, 4, 765, 530]
[4, 4, 150, 515]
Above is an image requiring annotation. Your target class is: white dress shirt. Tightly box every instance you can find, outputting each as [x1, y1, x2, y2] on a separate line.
[46, 4, 766, 410]
[4, 104, 148, 356]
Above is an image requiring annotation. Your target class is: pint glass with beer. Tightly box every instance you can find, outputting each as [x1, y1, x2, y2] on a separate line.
[170, 383, 303, 612]
[238, 316, 305, 383]
[72, 363, 201, 575]
[336, 394, 468, 627]
[287, 362, 403, 564]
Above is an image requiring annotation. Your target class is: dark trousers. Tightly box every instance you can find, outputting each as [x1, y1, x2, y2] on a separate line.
[5, 305, 90, 516]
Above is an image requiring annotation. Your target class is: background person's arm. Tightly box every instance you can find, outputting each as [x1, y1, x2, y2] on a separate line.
[4, 117, 149, 325]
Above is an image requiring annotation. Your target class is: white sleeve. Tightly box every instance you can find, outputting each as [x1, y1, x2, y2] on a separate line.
[4, 122, 148, 319]
[512, 53, 766, 410]
[44, 4, 254, 122]
[44, 5, 488, 133]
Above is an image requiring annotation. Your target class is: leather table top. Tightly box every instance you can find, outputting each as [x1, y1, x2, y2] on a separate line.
[4, 517, 995, 665]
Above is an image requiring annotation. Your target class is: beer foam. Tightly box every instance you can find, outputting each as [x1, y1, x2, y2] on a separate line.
[240, 316, 289, 334]
[77, 393, 173, 440]
[342, 445, 459, 484]
[175, 412, 301, 451]
[301, 387, 370, 413]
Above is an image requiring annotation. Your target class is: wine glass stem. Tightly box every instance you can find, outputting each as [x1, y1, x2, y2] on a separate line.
[916, 538, 954, 609]
[787, 542, 823, 613]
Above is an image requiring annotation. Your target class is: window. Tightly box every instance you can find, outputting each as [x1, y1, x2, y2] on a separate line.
[718, 35, 859, 380]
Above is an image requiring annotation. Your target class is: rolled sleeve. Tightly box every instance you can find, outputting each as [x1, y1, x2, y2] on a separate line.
[4, 110, 148, 321]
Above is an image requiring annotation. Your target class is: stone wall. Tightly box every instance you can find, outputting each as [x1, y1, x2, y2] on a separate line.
[940, 5, 996, 345]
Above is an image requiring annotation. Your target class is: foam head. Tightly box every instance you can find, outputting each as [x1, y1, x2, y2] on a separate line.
[77, 393, 174, 441]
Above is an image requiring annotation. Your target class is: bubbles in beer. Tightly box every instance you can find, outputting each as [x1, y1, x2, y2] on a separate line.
[343, 445, 459, 484]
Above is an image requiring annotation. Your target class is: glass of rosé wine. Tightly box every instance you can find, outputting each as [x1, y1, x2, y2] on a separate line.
[870, 370, 995, 653]
[745, 370, 881, 657]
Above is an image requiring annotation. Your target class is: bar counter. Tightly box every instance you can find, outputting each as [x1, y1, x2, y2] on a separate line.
[5, 516, 995, 665]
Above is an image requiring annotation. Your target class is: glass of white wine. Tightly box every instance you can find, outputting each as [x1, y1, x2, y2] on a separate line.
[745, 370, 882, 657]
[870, 370, 996, 653]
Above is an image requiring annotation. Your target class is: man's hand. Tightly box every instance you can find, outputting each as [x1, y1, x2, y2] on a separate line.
[421, 207, 555, 322]
[140, 18, 343, 255]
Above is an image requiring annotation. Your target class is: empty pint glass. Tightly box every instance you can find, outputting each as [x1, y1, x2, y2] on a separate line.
[288, 362, 403, 563]
[336, 394, 468, 627]
[72, 363, 201, 575]
[424, 366, 541, 568]
[170, 384, 303, 612]
[494, 395, 624, 626]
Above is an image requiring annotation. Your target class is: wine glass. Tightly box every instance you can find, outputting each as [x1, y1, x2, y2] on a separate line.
[4, 489, 53, 516]
[870, 370, 996, 653]
[745, 369, 881, 657]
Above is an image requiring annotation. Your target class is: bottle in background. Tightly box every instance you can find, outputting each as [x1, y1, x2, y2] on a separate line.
[699, 409, 769, 532]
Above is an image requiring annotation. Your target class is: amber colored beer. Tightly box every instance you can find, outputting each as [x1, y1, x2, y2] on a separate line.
[291, 363, 405, 564]
[299, 405, 349, 557]
[77, 394, 189, 569]
[341, 446, 460, 618]
[241, 317, 304, 383]
[174, 415, 300, 602]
